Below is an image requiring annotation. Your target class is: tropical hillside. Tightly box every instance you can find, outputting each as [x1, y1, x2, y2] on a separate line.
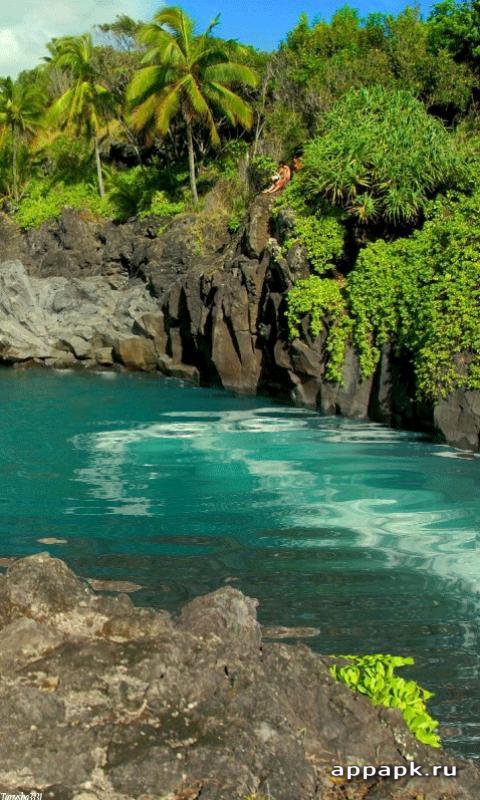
[1, 1, 480, 400]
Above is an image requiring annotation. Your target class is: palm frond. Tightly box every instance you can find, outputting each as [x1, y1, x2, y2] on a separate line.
[203, 62, 259, 88]
[203, 81, 253, 129]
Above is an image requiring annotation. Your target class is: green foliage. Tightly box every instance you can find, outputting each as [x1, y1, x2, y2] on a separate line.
[428, 0, 480, 66]
[107, 164, 187, 220]
[146, 190, 185, 218]
[247, 154, 277, 192]
[284, 213, 345, 275]
[298, 86, 465, 225]
[0, 77, 45, 201]
[347, 190, 480, 397]
[287, 276, 353, 382]
[14, 179, 113, 228]
[278, 4, 474, 134]
[330, 654, 441, 748]
[127, 5, 258, 202]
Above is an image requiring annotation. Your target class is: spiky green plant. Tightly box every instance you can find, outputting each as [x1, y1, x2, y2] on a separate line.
[127, 5, 258, 204]
[0, 78, 44, 202]
[298, 86, 465, 225]
[46, 34, 115, 197]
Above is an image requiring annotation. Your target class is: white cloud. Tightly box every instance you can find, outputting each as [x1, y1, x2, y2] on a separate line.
[0, 0, 153, 77]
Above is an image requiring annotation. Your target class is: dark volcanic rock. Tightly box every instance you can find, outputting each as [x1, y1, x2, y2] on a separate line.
[2, 203, 480, 449]
[0, 554, 477, 799]
[434, 390, 480, 451]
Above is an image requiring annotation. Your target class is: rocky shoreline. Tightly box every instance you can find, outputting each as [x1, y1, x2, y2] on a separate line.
[1, 203, 479, 451]
[0, 553, 477, 799]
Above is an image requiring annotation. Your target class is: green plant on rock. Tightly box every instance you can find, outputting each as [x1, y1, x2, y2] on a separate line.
[330, 654, 441, 748]
[287, 276, 353, 383]
[284, 213, 346, 275]
[142, 190, 185, 218]
[14, 178, 113, 228]
[273, 175, 347, 274]
[346, 190, 480, 397]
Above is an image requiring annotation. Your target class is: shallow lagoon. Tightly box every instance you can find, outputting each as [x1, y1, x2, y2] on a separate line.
[1, 369, 479, 757]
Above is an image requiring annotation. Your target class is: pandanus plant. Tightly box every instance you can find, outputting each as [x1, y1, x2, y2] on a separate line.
[127, 6, 258, 204]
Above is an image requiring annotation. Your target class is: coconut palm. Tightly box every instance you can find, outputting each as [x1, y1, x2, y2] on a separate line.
[46, 34, 114, 197]
[0, 78, 44, 202]
[127, 6, 258, 204]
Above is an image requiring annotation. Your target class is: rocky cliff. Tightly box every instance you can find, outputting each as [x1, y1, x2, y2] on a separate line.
[0, 553, 477, 799]
[0, 203, 479, 450]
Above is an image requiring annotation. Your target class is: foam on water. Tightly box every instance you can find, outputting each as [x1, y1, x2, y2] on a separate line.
[1, 369, 479, 757]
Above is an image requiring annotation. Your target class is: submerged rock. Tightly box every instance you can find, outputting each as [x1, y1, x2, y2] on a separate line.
[0, 553, 476, 799]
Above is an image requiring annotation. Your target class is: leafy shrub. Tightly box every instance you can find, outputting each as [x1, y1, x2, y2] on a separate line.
[14, 179, 113, 228]
[107, 165, 187, 220]
[287, 276, 353, 382]
[283, 213, 345, 274]
[330, 654, 441, 748]
[41, 135, 96, 185]
[247, 154, 278, 192]
[347, 190, 480, 397]
[141, 190, 185, 218]
[298, 86, 465, 225]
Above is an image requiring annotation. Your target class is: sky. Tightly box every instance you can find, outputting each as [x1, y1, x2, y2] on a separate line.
[0, 0, 435, 77]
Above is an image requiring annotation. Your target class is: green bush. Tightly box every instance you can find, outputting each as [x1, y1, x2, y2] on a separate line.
[141, 190, 185, 218]
[283, 213, 345, 275]
[347, 190, 480, 397]
[330, 654, 441, 748]
[298, 86, 465, 225]
[287, 276, 353, 382]
[107, 165, 187, 221]
[247, 154, 278, 192]
[14, 179, 113, 228]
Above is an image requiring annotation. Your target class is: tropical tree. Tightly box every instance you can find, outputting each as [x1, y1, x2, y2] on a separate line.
[127, 6, 258, 204]
[46, 34, 114, 197]
[0, 77, 44, 202]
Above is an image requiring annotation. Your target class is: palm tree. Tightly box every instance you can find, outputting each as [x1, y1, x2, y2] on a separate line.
[0, 78, 44, 202]
[47, 34, 114, 197]
[127, 6, 258, 204]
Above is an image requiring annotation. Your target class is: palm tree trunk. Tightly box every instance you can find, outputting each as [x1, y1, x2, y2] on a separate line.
[94, 135, 105, 198]
[12, 130, 19, 204]
[186, 119, 199, 206]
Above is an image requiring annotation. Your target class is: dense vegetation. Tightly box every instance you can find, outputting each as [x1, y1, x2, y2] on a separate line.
[1, 2, 480, 400]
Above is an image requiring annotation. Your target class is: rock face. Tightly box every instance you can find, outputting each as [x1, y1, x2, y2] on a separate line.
[0, 260, 163, 371]
[0, 553, 477, 799]
[1, 204, 480, 449]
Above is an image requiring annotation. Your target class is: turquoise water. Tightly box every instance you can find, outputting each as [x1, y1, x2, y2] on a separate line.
[1, 369, 479, 758]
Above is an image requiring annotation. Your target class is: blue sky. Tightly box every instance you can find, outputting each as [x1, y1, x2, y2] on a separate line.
[1, 0, 435, 76]
[174, 0, 434, 50]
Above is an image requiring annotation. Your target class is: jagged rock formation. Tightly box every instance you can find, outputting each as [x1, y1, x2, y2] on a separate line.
[0, 203, 479, 450]
[0, 553, 477, 799]
[0, 261, 162, 370]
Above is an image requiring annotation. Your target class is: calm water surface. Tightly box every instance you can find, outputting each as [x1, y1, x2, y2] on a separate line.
[1, 369, 479, 758]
